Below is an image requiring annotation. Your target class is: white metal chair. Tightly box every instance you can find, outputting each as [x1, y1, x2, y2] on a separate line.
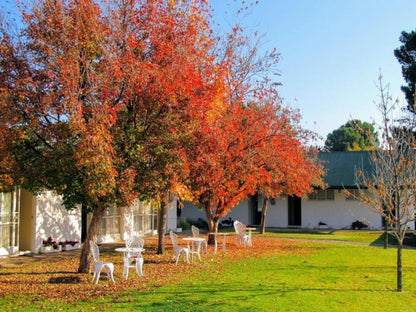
[233, 220, 252, 247]
[169, 230, 190, 265]
[123, 236, 144, 280]
[191, 225, 208, 255]
[89, 241, 115, 284]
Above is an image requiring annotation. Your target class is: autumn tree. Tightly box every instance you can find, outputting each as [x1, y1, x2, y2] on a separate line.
[256, 110, 325, 234]
[181, 12, 324, 241]
[107, 0, 220, 255]
[0, 0, 221, 271]
[183, 101, 265, 241]
[354, 75, 416, 292]
[1, 1, 119, 274]
[325, 120, 378, 151]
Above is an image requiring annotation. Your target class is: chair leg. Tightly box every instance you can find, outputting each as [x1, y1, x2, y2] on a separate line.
[175, 253, 180, 265]
[196, 242, 202, 261]
[247, 235, 252, 247]
[95, 269, 102, 285]
[122, 258, 128, 279]
[184, 249, 190, 263]
[214, 237, 218, 254]
[136, 257, 143, 277]
[107, 265, 115, 283]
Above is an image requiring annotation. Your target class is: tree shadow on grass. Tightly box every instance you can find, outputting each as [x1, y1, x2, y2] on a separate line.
[0, 271, 78, 276]
[118, 281, 396, 311]
[370, 232, 416, 248]
[48, 276, 81, 284]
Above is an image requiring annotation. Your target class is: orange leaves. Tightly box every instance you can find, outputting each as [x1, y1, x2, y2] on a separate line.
[0, 235, 309, 309]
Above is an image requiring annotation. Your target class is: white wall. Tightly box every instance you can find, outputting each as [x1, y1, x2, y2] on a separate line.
[167, 198, 177, 232]
[121, 205, 134, 240]
[263, 196, 288, 228]
[180, 191, 398, 230]
[301, 190, 382, 229]
[223, 200, 250, 225]
[180, 200, 251, 225]
[35, 191, 81, 253]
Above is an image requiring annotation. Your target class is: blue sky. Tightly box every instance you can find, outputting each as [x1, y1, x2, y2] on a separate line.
[210, 0, 416, 144]
[2, 0, 416, 145]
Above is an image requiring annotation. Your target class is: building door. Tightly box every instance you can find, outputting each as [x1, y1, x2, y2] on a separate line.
[250, 194, 261, 225]
[288, 196, 301, 227]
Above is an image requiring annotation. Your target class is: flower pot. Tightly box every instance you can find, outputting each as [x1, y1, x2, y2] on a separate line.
[40, 246, 60, 253]
[62, 243, 80, 251]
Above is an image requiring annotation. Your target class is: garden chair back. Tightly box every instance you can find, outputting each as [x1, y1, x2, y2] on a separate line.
[233, 220, 252, 247]
[123, 236, 144, 279]
[169, 230, 190, 265]
[89, 241, 115, 284]
[191, 225, 208, 254]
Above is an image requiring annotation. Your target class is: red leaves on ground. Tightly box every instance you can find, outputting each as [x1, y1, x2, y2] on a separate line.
[0, 235, 309, 308]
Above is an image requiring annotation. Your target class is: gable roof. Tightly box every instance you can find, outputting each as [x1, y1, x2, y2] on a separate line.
[318, 151, 373, 188]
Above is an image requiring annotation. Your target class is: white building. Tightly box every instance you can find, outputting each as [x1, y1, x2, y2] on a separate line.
[181, 152, 415, 230]
[0, 189, 173, 255]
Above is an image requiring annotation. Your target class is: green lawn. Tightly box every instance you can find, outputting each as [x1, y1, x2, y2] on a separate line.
[262, 228, 416, 246]
[83, 236, 415, 311]
[2, 233, 416, 311]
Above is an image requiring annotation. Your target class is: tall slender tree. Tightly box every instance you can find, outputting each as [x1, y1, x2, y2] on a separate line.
[353, 75, 416, 292]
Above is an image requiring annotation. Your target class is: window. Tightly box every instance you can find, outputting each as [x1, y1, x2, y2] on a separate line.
[132, 200, 157, 235]
[346, 189, 359, 200]
[308, 189, 334, 200]
[100, 205, 121, 236]
[345, 189, 369, 200]
[0, 191, 19, 251]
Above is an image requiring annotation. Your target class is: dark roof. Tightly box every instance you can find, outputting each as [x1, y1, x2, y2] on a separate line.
[318, 151, 373, 188]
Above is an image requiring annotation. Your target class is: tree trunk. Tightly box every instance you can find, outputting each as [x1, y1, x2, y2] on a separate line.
[203, 200, 218, 245]
[77, 204, 106, 273]
[397, 242, 403, 292]
[384, 219, 388, 249]
[260, 197, 268, 234]
[156, 198, 168, 254]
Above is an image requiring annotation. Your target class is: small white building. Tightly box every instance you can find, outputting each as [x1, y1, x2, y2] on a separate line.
[0, 188, 82, 256]
[181, 151, 415, 230]
[0, 188, 175, 255]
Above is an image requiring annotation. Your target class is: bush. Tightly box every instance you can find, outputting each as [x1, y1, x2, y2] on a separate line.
[177, 217, 191, 230]
[192, 218, 208, 229]
[177, 217, 208, 230]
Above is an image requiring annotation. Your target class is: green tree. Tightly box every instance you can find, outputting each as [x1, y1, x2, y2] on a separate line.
[394, 29, 416, 113]
[325, 120, 378, 151]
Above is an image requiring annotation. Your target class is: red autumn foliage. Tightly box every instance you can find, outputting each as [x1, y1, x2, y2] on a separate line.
[0, 0, 224, 271]
[0, 235, 309, 309]
[180, 18, 324, 238]
[0, 0, 323, 273]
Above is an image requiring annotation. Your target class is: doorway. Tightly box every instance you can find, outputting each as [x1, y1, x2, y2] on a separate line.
[288, 196, 301, 227]
[250, 194, 261, 225]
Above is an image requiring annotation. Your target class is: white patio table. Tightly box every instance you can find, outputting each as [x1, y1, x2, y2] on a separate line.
[182, 237, 206, 263]
[115, 247, 145, 278]
[209, 232, 229, 254]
